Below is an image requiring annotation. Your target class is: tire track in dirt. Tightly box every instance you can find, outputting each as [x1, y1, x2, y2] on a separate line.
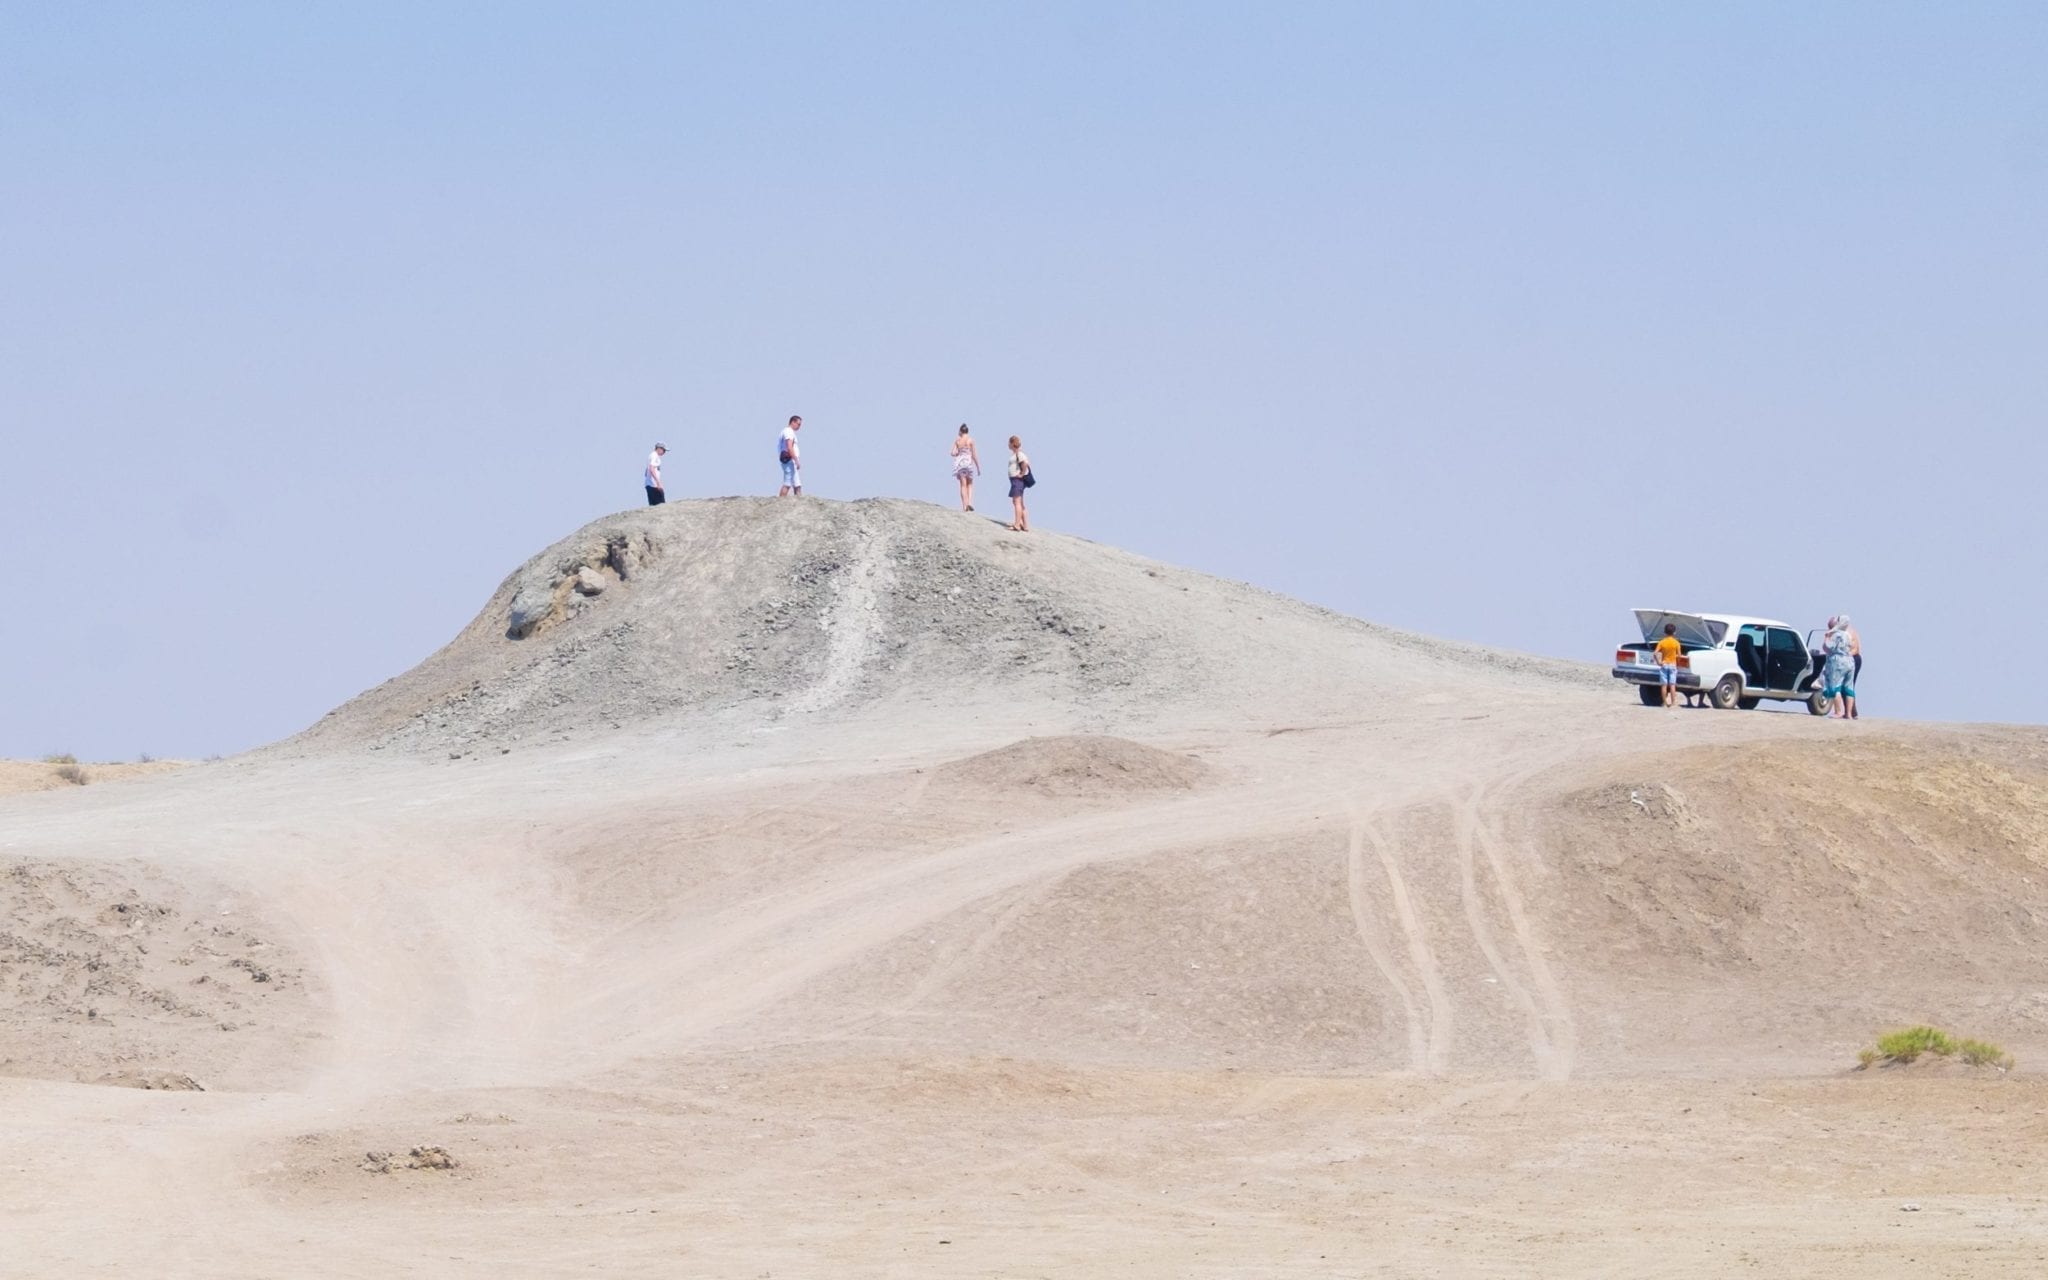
[561, 779, 1340, 1059]
[1450, 792, 1560, 1079]
[1346, 810, 1454, 1074]
[887, 868, 1075, 1017]
[1471, 801, 1578, 1080]
[1343, 816, 1427, 1072]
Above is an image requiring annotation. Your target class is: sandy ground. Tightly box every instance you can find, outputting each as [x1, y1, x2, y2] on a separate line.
[0, 759, 186, 797]
[5, 499, 2047, 1277]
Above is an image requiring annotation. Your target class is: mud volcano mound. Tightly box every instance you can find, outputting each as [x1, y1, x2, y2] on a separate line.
[289, 498, 1595, 755]
[936, 735, 1212, 797]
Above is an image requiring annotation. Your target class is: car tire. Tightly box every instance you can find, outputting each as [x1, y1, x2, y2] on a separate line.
[1807, 689, 1830, 717]
[1709, 675, 1742, 710]
[1737, 696, 1761, 710]
[1638, 685, 1663, 707]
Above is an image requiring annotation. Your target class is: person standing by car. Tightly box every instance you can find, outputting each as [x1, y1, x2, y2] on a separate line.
[1841, 614, 1862, 718]
[1005, 435, 1033, 533]
[644, 442, 668, 506]
[1654, 623, 1683, 708]
[1822, 620, 1857, 719]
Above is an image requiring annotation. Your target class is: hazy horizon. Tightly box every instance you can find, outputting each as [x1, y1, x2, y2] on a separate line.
[5, 2, 2043, 759]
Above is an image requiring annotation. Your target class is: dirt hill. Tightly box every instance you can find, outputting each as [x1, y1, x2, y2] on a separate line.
[285, 497, 1598, 755]
[8, 497, 2048, 1276]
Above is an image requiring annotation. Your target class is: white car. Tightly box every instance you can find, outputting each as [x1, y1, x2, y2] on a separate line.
[1613, 609, 1830, 714]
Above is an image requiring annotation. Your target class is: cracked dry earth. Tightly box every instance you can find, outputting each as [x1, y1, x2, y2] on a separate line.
[6, 498, 2048, 1278]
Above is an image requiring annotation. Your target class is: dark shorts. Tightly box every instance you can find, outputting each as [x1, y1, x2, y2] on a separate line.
[1009, 476, 1026, 499]
[646, 486, 665, 506]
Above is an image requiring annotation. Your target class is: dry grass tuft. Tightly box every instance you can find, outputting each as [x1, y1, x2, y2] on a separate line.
[1958, 1038, 2016, 1070]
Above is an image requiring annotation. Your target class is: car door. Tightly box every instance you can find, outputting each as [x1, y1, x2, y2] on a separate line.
[1766, 627, 1806, 691]
[1735, 625, 1769, 688]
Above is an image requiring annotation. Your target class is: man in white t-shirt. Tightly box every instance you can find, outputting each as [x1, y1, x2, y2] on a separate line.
[644, 442, 668, 506]
[777, 416, 803, 496]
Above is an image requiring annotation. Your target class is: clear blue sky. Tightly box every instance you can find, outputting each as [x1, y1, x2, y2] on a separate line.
[4, 2, 2043, 758]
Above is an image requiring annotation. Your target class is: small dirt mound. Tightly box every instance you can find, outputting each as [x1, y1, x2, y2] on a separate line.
[937, 735, 1211, 798]
[362, 1145, 459, 1174]
[97, 1070, 205, 1091]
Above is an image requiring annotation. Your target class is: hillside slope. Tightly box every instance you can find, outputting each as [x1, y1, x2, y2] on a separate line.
[287, 497, 1600, 755]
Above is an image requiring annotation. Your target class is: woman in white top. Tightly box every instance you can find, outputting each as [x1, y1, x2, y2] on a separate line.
[950, 424, 981, 512]
[1005, 435, 1032, 533]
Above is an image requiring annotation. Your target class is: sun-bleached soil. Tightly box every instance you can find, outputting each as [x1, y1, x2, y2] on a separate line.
[6, 497, 2047, 1278]
[0, 855, 318, 1090]
[0, 759, 186, 797]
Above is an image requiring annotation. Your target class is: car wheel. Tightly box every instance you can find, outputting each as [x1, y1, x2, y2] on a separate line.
[1736, 696, 1761, 710]
[1638, 685, 1663, 707]
[1807, 689, 1830, 717]
[1710, 675, 1742, 710]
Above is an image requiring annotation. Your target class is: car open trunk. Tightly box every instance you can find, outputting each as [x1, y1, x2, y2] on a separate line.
[1632, 609, 1726, 650]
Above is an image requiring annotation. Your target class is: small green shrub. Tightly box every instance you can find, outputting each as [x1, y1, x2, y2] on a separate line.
[43, 752, 77, 765]
[1958, 1039, 2015, 1070]
[1875, 1026, 1957, 1063]
[1859, 1026, 2013, 1071]
[53, 763, 90, 786]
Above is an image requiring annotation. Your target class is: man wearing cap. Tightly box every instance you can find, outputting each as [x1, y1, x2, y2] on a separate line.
[644, 443, 668, 506]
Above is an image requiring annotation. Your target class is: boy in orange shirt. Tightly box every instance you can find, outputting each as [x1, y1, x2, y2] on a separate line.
[1654, 623, 1683, 709]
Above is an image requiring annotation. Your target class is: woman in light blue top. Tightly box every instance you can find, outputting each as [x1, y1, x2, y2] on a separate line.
[1822, 617, 1857, 719]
